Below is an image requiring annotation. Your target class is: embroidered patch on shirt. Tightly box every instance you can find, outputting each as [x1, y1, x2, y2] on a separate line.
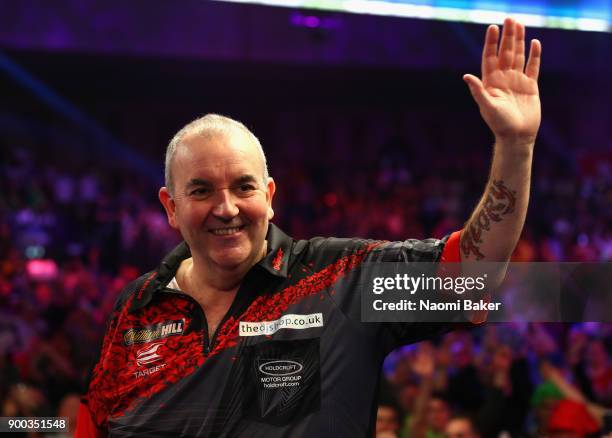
[272, 248, 284, 271]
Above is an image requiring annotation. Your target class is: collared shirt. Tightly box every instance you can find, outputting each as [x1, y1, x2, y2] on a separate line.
[77, 224, 464, 437]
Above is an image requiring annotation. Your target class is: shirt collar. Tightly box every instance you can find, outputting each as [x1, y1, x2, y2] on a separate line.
[257, 223, 293, 278]
[129, 223, 293, 313]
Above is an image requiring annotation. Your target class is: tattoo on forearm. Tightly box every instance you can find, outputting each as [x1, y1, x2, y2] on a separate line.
[461, 180, 517, 260]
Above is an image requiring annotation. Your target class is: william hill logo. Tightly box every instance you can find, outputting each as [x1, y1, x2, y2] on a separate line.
[123, 320, 185, 346]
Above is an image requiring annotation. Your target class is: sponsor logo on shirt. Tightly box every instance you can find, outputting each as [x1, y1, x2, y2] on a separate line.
[136, 342, 164, 367]
[256, 359, 305, 389]
[132, 343, 167, 379]
[134, 363, 166, 379]
[239, 313, 323, 337]
[258, 360, 303, 376]
[123, 320, 184, 346]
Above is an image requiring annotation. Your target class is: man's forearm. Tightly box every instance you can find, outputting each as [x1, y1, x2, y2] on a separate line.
[460, 141, 533, 262]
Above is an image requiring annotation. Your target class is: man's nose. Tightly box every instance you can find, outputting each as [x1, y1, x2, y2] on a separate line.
[211, 189, 239, 219]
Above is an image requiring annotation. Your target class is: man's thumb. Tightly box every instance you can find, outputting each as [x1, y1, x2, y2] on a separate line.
[463, 74, 488, 106]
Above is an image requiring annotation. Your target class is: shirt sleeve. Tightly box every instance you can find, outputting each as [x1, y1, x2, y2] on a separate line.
[439, 230, 489, 326]
[374, 231, 474, 353]
[313, 232, 476, 354]
[77, 275, 146, 433]
[75, 401, 106, 438]
[440, 230, 462, 263]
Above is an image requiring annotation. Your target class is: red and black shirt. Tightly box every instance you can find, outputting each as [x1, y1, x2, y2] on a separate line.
[77, 224, 465, 437]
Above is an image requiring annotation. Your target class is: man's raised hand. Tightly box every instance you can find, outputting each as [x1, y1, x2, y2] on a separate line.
[463, 18, 542, 147]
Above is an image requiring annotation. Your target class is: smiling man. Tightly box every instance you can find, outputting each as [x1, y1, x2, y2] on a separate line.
[156, 119, 277, 343]
[160, 120, 275, 280]
[77, 18, 541, 437]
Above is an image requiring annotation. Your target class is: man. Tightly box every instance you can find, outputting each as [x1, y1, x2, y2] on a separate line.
[445, 415, 481, 438]
[76, 18, 541, 437]
[376, 402, 402, 437]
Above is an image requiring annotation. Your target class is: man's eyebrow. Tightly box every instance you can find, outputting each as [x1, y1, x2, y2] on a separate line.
[184, 175, 260, 190]
[233, 175, 259, 185]
[185, 178, 213, 189]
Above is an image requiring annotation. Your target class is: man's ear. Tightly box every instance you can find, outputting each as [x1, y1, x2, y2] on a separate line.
[266, 177, 276, 220]
[159, 187, 178, 229]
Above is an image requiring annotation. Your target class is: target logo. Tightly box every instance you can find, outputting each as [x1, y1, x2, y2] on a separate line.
[136, 342, 164, 367]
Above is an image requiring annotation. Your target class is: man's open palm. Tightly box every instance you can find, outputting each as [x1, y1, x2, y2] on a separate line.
[464, 18, 542, 145]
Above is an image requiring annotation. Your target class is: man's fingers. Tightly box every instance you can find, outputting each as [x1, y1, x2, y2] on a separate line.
[525, 39, 542, 80]
[463, 74, 490, 107]
[513, 22, 526, 72]
[498, 17, 515, 70]
[482, 24, 499, 78]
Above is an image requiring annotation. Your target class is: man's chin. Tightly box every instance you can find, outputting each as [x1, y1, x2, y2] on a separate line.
[209, 251, 253, 271]
[213, 260, 246, 271]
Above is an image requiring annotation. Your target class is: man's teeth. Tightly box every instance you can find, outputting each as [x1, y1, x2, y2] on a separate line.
[211, 227, 242, 236]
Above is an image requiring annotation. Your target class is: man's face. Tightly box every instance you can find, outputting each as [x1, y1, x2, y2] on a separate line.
[159, 132, 275, 273]
[376, 406, 400, 434]
[427, 398, 451, 432]
[445, 418, 479, 438]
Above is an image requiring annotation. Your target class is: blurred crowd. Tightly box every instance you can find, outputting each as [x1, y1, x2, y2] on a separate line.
[377, 323, 612, 437]
[0, 113, 610, 437]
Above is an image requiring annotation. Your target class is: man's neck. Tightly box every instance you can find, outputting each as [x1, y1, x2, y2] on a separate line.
[184, 240, 268, 293]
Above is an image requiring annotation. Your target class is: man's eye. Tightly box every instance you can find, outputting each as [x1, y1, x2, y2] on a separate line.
[190, 188, 212, 197]
[238, 184, 256, 192]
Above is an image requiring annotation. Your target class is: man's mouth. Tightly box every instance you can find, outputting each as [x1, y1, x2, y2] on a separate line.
[209, 225, 245, 236]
